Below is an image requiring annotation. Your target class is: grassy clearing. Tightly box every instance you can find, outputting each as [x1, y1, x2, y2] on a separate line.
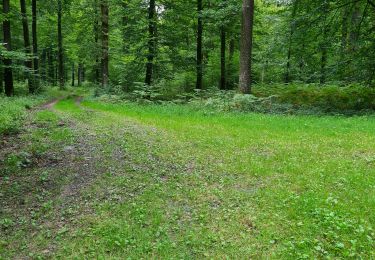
[1, 92, 375, 258]
[49, 99, 375, 258]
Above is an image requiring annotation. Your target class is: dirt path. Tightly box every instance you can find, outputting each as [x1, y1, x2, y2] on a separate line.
[0, 96, 130, 258]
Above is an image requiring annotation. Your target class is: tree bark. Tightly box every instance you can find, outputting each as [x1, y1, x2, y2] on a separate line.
[220, 26, 226, 90]
[227, 37, 235, 88]
[94, 0, 100, 84]
[71, 63, 75, 86]
[32, 0, 39, 89]
[101, 0, 109, 88]
[78, 64, 81, 86]
[0, 57, 3, 94]
[145, 0, 156, 85]
[20, 0, 34, 93]
[2, 0, 14, 97]
[285, 0, 298, 83]
[47, 48, 54, 83]
[57, 0, 64, 88]
[239, 0, 255, 94]
[196, 0, 203, 89]
[320, 0, 329, 84]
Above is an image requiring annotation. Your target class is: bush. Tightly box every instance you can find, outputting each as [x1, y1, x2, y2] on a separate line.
[0, 96, 39, 135]
[254, 83, 375, 113]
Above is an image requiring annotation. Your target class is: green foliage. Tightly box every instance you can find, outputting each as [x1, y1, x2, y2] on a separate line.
[0, 96, 37, 135]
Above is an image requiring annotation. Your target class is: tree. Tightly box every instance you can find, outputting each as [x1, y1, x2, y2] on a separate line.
[101, 0, 109, 88]
[145, 0, 156, 85]
[220, 25, 226, 90]
[239, 0, 254, 94]
[196, 0, 203, 89]
[32, 0, 39, 89]
[320, 0, 329, 84]
[57, 0, 65, 88]
[20, 0, 34, 93]
[2, 0, 14, 97]
[285, 0, 298, 83]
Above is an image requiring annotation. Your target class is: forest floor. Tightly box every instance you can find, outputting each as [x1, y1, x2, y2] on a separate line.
[1, 92, 375, 258]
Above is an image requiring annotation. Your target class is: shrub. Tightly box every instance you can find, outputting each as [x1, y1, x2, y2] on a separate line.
[0, 97, 39, 135]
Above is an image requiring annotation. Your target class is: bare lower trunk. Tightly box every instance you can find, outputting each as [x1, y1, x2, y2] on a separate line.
[196, 0, 203, 89]
[3, 0, 14, 96]
[101, 0, 109, 88]
[320, 0, 329, 84]
[71, 63, 75, 87]
[220, 26, 226, 90]
[145, 0, 156, 85]
[57, 0, 65, 88]
[32, 0, 39, 89]
[239, 0, 255, 94]
[20, 0, 34, 93]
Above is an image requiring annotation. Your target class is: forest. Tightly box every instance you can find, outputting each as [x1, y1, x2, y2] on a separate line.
[1, 0, 375, 258]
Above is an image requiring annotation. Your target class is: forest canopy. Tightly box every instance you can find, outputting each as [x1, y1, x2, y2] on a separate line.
[1, 0, 374, 98]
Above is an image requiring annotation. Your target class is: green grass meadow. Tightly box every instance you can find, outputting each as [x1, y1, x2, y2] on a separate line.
[53, 99, 375, 258]
[1, 93, 375, 258]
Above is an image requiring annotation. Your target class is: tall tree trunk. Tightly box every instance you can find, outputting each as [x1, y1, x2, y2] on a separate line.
[94, 0, 100, 84]
[78, 64, 82, 86]
[47, 48, 54, 83]
[2, 0, 14, 97]
[57, 0, 64, 88]
[285, 0, 298, 83]
[0, 58, 3, 94]
[101, 0, 109, 88]
[20, 0, 34, 93]
[220, 26, 226, 90]
[40, 48, 47, 81]
[320, 0, 329, 84]
[227, 37, 235, 88]
[196, 0, 203, 89]
[239, 0, 255, 94]
[145, 0, 156, 85]
[71, 63, 75, 86]
[32, 0, 39, 89]
[0, 27, 3, 94]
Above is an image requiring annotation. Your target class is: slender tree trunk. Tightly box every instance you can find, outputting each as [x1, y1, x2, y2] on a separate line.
[0, 27, 3, 94]
[227, 37, 235, 88]
[101, 0, 109, 88]
[57, 0, 64, 88]
[3, 0, 14, 97]
[320, 0, 329, 84]
[94, 0, 100, 83]
[239, 0, 255, 94]
[71, 63, 75, 86]
[196, 0, 203, 89]
[78, 63, 82, 86]
[47, 48, 54, 83]
[32, 0, 39, 89]
[41, 49, 47, 81]
[285, 0, 298, 83]
[220, 26, 226, 90]
[0, 58, 3, 94]
[20, 0, 34, 93]
[145, 0, 156, 85]
[82, 66, 85, 82]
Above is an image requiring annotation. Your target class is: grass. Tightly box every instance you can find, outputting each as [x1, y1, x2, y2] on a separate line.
[54, 99, 375, 258]
[1, 92, 375, 258]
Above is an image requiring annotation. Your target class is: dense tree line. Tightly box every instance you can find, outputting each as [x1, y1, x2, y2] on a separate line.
[1, 0, 374, 97]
